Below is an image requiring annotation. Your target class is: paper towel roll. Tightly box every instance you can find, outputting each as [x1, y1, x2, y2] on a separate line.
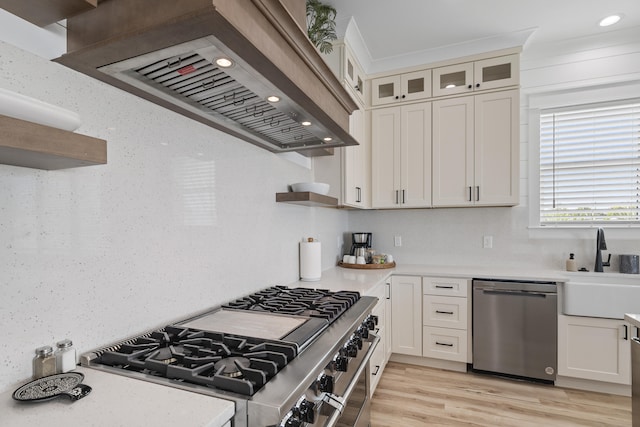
[300, 240, 321, 281]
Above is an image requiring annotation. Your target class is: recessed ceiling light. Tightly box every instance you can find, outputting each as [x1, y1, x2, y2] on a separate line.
[267, 95, 280, 103]
[323, 137, 333, 142]
[599, 14, 622, 27]
[215, 57, 234, 68]
[301, 121, 312, 126]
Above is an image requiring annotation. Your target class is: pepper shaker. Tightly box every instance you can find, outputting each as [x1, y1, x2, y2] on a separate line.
[33, 346, 56, 379]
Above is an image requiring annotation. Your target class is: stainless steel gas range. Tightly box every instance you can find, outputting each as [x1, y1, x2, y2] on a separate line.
[80, 286, 379, 427]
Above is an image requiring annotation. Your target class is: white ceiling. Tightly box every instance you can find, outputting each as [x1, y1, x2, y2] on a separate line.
[323, 0, 640, 73]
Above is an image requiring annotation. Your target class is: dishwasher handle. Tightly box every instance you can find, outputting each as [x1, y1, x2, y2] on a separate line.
[478, 289, 555, 298]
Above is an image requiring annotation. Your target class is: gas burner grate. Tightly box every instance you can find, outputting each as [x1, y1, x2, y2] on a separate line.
[96, 326, 297, 396]
[222, 286, 361, 324]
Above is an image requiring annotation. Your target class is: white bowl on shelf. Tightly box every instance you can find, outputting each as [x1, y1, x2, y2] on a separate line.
[290, 182, 330, 195]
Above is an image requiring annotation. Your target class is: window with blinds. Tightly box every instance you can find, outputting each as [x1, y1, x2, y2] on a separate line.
[539, 101, 640, 225]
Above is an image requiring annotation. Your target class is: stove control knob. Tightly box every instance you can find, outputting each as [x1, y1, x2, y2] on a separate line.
[284, 417, 303, 427]
[351, 334, 363, 350]
[318, 374, 334, 393]
[335, 355, 349, 372]
[366, 315, 378, 330]
[298, 399, 315, 423]
[357, 325, 369, 339]
[346, 341, 358, 357]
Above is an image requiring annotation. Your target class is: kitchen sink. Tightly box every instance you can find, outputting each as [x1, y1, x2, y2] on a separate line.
[563, 272, 640, 319]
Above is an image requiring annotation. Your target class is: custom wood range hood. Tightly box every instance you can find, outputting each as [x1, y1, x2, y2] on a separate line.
[54, 0, 359, 156]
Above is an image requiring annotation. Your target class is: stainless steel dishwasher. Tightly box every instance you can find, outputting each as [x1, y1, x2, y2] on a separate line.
[472, 279, 558, 382]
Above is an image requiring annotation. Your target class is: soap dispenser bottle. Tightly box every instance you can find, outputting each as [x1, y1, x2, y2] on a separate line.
[566, 253, 577, 272]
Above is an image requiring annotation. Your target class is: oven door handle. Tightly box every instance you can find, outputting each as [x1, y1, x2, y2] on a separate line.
[323, 333, 380, 427]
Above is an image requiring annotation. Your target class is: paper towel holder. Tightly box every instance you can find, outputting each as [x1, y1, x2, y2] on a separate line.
[300, 238, 321, 281]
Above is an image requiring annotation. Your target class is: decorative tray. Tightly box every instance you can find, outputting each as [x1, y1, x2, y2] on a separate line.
[338, 261, 396, 270]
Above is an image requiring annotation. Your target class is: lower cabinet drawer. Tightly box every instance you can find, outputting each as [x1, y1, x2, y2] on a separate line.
[423, 295, 467, 329]
[423, 326, 468, 363]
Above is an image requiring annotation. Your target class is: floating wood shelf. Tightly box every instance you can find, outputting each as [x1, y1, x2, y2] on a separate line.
[1, 0, 99, 27]
[276, 192, 338, 207]
[0, 115, 107, 170]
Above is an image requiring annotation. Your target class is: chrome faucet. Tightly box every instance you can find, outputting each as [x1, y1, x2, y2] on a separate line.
[594, 228, 611, 272]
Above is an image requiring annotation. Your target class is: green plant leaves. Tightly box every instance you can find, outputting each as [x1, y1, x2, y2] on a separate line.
[306, 0, 337, 54]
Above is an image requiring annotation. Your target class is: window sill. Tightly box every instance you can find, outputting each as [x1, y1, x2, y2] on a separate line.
[528, 225, 640, 240]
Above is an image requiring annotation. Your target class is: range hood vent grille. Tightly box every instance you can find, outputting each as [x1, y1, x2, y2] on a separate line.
[133, 52, 320, 150]
[54, 0, 360, 156]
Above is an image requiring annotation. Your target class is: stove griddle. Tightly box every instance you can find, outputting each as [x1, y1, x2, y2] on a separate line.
[180, 310, 307, 341]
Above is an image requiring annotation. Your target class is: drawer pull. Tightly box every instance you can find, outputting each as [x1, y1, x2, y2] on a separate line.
[435, 341, 454, 347]
[435, 310, 454, 315]
[435, 285, 454, 289]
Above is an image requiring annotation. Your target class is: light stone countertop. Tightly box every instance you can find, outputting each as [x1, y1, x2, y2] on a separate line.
[1, 367, 234, 427]
[293, 264, 568, 295]
[0, 264, 570, 427]
[625, 313, 640, 329]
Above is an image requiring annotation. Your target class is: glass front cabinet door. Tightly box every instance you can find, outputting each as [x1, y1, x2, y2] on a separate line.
[473, 54, 519, 91]
[372, 70, 431, 106]
[344, 51, 365, 104]
[432, 54, 519, 97]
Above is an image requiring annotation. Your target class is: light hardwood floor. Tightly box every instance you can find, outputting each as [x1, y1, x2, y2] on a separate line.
[371, 362, 631, 426]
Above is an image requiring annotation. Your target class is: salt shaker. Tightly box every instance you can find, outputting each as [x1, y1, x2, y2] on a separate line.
[55, 339, 76, 373]
[33, 346, 56, 379]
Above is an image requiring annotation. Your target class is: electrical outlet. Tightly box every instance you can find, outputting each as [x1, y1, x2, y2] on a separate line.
[394, 235, 402, 247]
[483, 235, 493, 249]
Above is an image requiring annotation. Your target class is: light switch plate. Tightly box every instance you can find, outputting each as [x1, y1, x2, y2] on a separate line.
[394, 235, 402, 247]
[483, 235, 493, 249]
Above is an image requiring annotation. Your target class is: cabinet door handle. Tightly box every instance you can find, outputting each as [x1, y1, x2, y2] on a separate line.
[623, 324, 629, 340]
[402, 94, 406, 99]
[468, 186, 472, 201]
[372, 365, 381, 375]
[467, 84, 472, 89]
[356, 186, 361, 203]
[402, 189, 405, 204]
[435, 310, 454, 315]
[476, 83, 481, 88]
[395, 95, 399, 100]
[435, 342, 454, 347]
[476, 186, 480, 201]
[395, 190, 399, 204]
[386, 282, 391, 299]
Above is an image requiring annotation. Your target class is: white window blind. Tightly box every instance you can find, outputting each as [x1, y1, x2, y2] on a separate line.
[539, 101, 640, 224]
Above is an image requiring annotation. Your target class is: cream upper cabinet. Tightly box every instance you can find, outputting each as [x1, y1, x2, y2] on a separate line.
[323, 41, 366, 105]
[321, 40, 369, 207]
[343, 47, 366, 105]
[371, 70, 432, 106]
[391, 275, 423, 357]
[432, 54, 519, 97]
[371, 102, 432, 208]
[558, 315, 631, 385]
[432, 89, 519, 207]
[342, 107, 370, 208]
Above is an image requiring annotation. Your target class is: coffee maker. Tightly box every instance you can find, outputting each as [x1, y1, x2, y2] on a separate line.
[350, 232, 372, 258]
